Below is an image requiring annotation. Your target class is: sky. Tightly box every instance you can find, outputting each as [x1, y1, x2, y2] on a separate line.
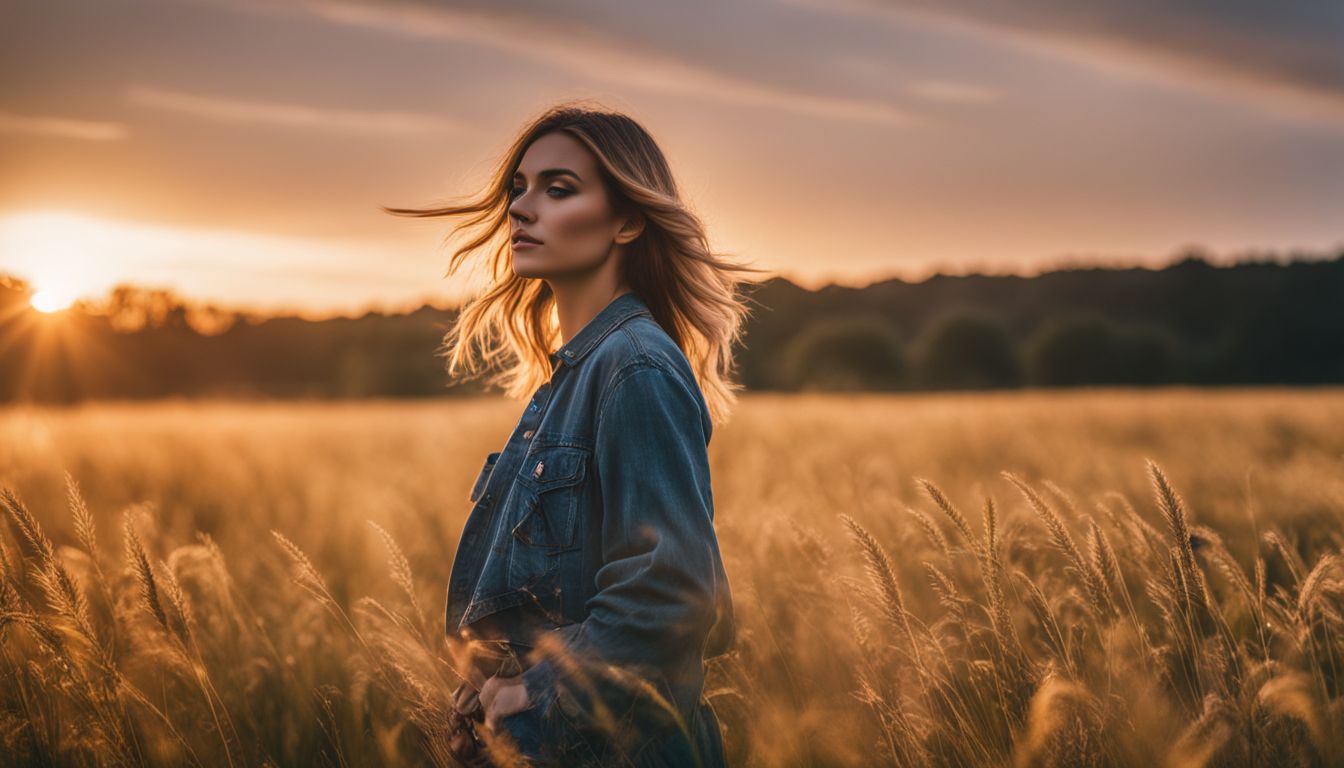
[2, 0, 1342, 318]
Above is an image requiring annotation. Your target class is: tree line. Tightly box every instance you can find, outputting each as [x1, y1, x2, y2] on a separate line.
[2, 247, 1340, 403]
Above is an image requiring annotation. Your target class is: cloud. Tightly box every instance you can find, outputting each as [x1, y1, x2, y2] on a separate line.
[805, 0, 1344, 122]
[225, 0, 922, 126]
[125, 84, 464, 135]
[905, 79, 1002, 105]
[0, 110, 128, 141]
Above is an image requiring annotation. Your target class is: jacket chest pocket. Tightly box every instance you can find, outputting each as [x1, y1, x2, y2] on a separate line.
[507, 445, 588, 619]
[511, 445, 588, 550]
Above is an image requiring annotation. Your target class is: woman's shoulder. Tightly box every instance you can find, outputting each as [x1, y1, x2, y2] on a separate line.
[590, 315, 698, 390]
[588, 317, 713, 443]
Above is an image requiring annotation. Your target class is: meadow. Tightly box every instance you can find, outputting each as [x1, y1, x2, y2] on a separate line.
[2, 388, 1342, 767]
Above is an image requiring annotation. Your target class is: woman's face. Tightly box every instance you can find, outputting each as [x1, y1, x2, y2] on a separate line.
[508, 131, 638, 280]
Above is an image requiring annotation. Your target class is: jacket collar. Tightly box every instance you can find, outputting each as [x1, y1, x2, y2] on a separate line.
[549, 291, 652, 368]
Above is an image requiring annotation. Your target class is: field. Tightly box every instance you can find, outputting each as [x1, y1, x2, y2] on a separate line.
[2, 388, 1343, 767]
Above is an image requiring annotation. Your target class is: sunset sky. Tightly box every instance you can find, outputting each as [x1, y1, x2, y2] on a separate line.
[2, 0, 1342, 318]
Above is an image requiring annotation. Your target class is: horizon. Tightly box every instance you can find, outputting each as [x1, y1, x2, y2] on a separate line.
[5, 243, 1338, 325]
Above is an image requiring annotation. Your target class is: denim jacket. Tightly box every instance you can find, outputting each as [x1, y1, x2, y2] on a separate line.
[445, 290, 735, 763]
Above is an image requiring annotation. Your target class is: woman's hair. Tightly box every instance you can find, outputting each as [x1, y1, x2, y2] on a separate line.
[383, 99, 771, 425]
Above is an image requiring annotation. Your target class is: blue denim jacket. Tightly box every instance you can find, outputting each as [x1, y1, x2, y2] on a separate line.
[445, 290, 735, 765]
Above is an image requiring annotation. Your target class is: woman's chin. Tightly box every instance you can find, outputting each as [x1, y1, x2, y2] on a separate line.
[511, 256, 580, 281]
[510, 253, 546, 279]
[511, 263, 551, 280]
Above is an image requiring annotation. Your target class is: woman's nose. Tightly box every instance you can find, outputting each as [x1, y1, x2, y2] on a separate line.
[508, 197, 535, 223]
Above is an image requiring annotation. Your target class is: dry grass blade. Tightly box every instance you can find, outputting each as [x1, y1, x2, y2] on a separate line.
[922, 562, 968, 620]
[124, 512, 169, 632]
[1001, 472, 1110, 621]
[66, 472, 100, 566]
[916, 478, 974, 544]
[3, 486, 100, 647]
[1147, 460, 1196, 563]
[978, 495, 1025, 666]
[1013, 570, 1074, 676]
[158, 557, 195, 645]
[1262, 530, 1306, 589]
[907, 507, 952, 559]
[1255, 672, 1326, 757]
[1296, 553, 1341, 623]
[2, 486, 55, 563]
[1085, 520, 1120, 615]
[839, 513, 928, 673]
[1012, 673, 1099, 768]
[270, 530, 330, 595]
[1191, 525, 1255, 606]
[366, 520, 424, 629]
[786, 517, 834, 569]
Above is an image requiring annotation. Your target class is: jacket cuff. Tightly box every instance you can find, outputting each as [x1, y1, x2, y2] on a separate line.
[521, 657, 560, 716]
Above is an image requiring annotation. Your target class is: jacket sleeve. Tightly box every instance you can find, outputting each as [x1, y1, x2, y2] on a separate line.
[519, 361, 727, 746]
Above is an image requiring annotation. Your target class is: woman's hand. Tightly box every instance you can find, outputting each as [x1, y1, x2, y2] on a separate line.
[479, 674, 533, 732]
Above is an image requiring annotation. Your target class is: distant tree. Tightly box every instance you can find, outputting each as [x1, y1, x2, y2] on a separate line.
[86, 284, 193, 332]
[0, 274, 31, 314]
[913, 310, 1020, 389]
[1025, 314, 1179, 386]
[780, 314, 906, 391]
[1111, 326, 1181, 384]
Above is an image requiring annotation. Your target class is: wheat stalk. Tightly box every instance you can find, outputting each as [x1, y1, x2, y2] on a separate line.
[366, 520, 425, 636]
[1002, 472, 1111, 622]
[123, 513, 169, 632]
[839, 513, 928, 675]
[906, 507, 952, 559]
[916, 478, 974, 544]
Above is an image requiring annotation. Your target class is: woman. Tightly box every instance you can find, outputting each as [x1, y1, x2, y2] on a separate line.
[385, 101, 768, 766]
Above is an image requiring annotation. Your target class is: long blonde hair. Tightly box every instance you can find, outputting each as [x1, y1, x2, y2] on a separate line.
[383, 100, 770, 425]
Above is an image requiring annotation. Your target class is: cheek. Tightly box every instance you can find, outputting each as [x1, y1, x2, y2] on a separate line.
[550, 199, 615, 249]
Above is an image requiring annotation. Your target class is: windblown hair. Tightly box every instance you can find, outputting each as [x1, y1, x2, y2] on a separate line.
[383, 100, 771, 425]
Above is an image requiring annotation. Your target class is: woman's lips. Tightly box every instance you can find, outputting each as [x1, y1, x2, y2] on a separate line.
[512, 241, 541, 249]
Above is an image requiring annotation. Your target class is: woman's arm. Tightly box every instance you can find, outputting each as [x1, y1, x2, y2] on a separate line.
[519, 360, 727, 747]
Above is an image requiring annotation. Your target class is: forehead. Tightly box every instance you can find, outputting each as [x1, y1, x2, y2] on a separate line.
[515, 131, 596, 176]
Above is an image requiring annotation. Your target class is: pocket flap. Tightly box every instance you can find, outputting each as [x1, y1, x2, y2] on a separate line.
[518, 446, 587, 491]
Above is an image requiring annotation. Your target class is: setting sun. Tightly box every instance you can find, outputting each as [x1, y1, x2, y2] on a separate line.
[30, 288, 76, 313]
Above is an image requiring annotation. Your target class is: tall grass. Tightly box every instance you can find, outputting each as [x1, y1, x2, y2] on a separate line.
[840, 462, 1344, 767]
[1, 390, 1342, 766]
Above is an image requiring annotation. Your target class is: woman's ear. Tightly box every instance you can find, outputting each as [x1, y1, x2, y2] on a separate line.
[614, 210, 645, 246]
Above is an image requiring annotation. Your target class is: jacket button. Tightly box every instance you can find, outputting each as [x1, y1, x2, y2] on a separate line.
[523, 430, 534, 439]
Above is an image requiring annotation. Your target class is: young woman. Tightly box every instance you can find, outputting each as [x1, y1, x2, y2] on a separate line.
[385, 102, 768, 766]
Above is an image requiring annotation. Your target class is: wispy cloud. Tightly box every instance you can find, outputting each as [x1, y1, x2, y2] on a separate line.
[229, 0, 921, 127]
[803, 0, 1344, 122]
[0, 111, 128, 141]
[905, 79, 1002, 105]
[125, 84, 463, 135]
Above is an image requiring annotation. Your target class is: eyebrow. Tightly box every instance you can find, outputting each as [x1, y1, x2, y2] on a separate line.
[513, 167, 582, 183]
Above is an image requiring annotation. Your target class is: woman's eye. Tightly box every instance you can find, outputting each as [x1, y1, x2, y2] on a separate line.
[508, 186, 571, 200]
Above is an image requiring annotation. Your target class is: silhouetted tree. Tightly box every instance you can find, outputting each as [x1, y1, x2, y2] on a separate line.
[913, 309, 1020, 389]
[1025, 315, 1179, 386]
[780, 314, 906, 391]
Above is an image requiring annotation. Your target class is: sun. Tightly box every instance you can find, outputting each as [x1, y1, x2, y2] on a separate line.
[30, 288, 77, 313]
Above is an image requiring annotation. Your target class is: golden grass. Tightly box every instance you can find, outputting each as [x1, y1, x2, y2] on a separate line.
[0, 388, 1342, 766]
